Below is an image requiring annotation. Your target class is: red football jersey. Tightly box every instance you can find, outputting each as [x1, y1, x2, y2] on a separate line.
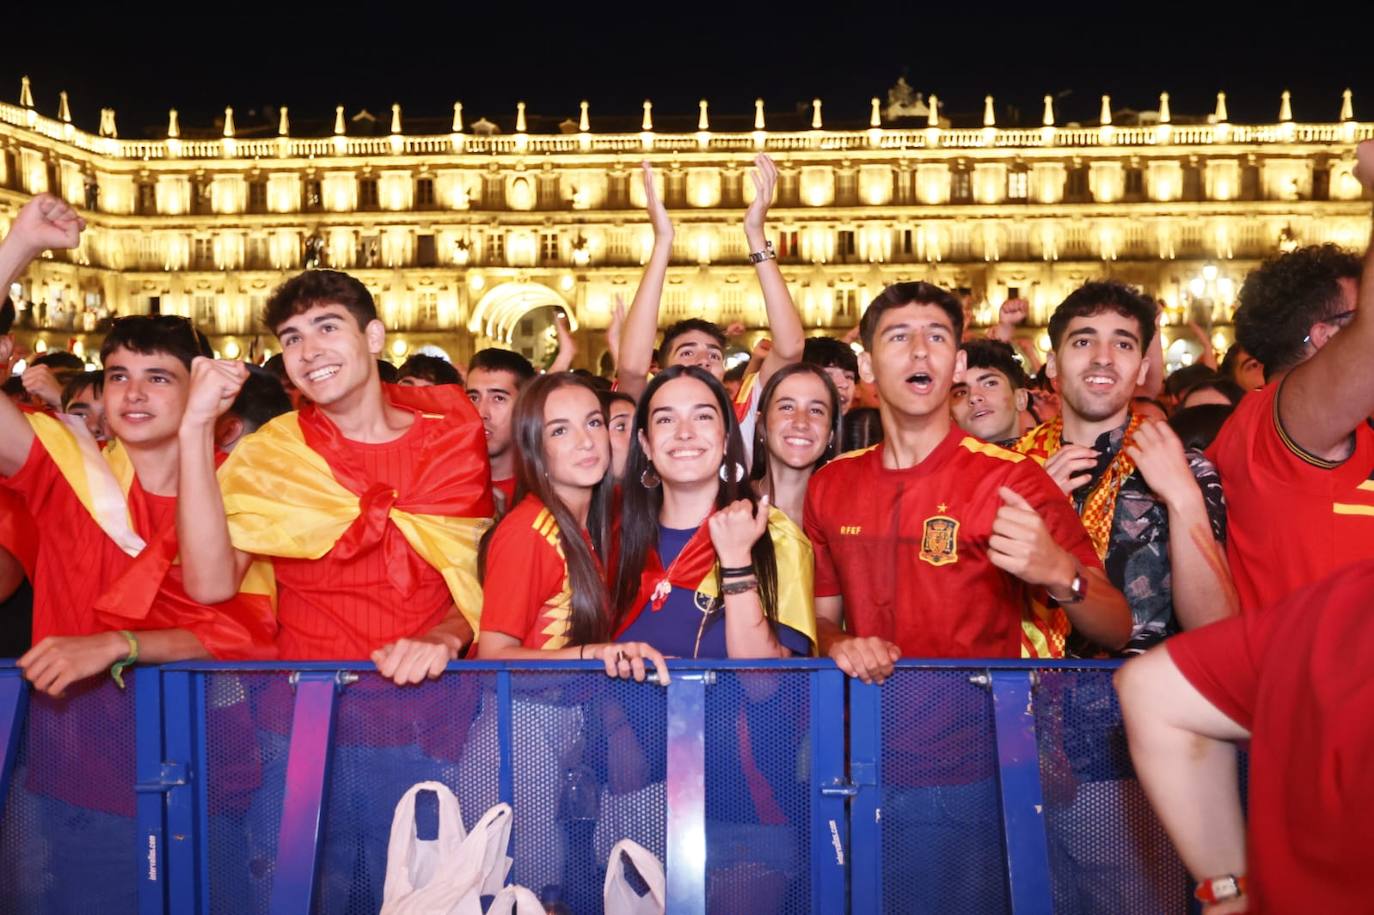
[481, 496, 595, 649]
[1166, 561, 1374, 913]
[1206, 381, 1374, 613]
[272, 414, 455, 660]
[804, 427, 1102, 659]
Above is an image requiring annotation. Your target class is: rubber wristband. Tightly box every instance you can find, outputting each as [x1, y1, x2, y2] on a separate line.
[110, 630, 139, 689]
[719, 564, 754, 579]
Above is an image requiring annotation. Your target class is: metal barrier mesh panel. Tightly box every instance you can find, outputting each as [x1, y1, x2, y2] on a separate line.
[1032, 668, 1189, 915]
[703, 670, 812, 915]
[0, 678, 140, 915]
[203, 671, 296, 914]
[507, 671, 666, 915]
[879, 669, 1009, 914]
[202, 669, 666, 915]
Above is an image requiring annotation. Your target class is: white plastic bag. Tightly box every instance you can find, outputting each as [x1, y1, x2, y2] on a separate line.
[485, 885, 544, 915]
[603, 838, 665, 915]
[379, 781, 512, 915]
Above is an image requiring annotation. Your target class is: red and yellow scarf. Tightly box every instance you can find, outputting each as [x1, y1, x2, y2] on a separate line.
[1015, 412, 1144, 560]
[614, 507, 816, 651]
[1013, 412, 1144, 659]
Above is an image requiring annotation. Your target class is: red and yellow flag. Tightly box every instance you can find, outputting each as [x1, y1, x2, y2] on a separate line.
[615, 506, 816, 651]
[217, 383, 494, 634]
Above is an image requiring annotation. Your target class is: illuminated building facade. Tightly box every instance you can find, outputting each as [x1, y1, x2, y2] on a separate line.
[0, 78, 1370, 371]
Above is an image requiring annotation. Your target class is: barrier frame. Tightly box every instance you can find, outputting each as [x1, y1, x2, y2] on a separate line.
[0, 657, 1148, 915]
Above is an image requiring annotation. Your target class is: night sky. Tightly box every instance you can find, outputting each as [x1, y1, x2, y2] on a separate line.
[4, 6, 1370, 139]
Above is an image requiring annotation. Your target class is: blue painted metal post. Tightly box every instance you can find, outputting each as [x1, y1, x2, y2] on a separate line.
[134, 667, 168, 915]
[162, 669, 201, 915]
[0, 668, 27, 805]
[990, 669, 1054, 914]
[664, 671, 709, 915]
[268, 671, 346, 915]
[497, 669, 513, 808]
[848, 678, 884, 914]
[809, 668, 848, 913]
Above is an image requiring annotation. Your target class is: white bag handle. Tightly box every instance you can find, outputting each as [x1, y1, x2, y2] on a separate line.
[394, 802, 511, 915]
[381, 781, 468, 912]
[485, 885, 544, 915]
[604, 838, 666, 915]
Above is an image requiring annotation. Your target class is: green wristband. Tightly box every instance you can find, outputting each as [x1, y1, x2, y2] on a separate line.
[109, 630, 139, 689]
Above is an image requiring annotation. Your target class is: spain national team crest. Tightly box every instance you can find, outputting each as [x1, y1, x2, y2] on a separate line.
[919, 512, 960, 567]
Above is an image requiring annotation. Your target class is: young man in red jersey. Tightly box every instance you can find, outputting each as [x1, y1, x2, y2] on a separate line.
[176, 268, 492, 681]
[0, 196, 275, 914]
[465, 347, 535, 514]
[0, 195, 274, 694]
[1206, 139, 1374, 611]
[805, 281, 1131, 678]
[802, 281, 1131, 911]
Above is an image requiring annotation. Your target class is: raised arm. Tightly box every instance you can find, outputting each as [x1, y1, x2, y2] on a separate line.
[709, 496, 795, 658]
[177, 357, 253, 603]
[0, 195, 85, 475]
[616, 163, 674, 401]
[744, 155, 803, 386]
[546, 310, 578, 373]
[1278, 139, 1374, 460]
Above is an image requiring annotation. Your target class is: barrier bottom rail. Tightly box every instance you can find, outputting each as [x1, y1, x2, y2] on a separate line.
[0, 659, 1210, 915]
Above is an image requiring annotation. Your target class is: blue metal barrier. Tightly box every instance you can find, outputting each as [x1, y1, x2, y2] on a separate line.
[0, 659, 1200, 915]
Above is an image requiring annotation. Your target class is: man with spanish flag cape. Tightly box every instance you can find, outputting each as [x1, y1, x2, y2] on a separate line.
[177, 269, 493, 683]
[0, 196, 277, 698]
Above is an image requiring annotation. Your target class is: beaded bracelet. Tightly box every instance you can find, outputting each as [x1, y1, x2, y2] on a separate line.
[720, 577, 759, 596]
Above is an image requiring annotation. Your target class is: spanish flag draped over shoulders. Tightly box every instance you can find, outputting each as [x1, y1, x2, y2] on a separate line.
[615, 506, 817, 652]
[218, 383, 494, 634]
[1013, 420, 1071, 659]
[22, 412, 279, 659]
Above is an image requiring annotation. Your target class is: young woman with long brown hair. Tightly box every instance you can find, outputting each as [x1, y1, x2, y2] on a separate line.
[476, 372, 666, 681]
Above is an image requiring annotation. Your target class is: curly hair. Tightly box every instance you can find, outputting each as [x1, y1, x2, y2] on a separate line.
[1234, 244, 1361, 379]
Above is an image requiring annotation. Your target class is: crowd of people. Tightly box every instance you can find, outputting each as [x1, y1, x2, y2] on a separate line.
[1, 141, 1372, 912]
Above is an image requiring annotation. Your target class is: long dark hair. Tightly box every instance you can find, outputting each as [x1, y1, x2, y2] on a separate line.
[749, 362, 843, 482]
[611, 365, 779, 629]
[479, 372, 614, 646]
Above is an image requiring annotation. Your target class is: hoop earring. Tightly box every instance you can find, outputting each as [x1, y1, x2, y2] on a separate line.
[718, 461, 746, 484]
[640, 464, 661, 489]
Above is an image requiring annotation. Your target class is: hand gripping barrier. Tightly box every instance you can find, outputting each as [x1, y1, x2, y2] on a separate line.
[0, 659, 1212, 914]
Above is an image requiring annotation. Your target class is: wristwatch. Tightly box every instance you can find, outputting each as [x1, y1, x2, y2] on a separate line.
[1049, 570, 1088, 605]
[1195, 875, 1246, 904]
[747, 240, 776, 264]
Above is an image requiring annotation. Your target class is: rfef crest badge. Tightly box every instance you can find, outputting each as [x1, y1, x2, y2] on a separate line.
[919, 514, 959, 566]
